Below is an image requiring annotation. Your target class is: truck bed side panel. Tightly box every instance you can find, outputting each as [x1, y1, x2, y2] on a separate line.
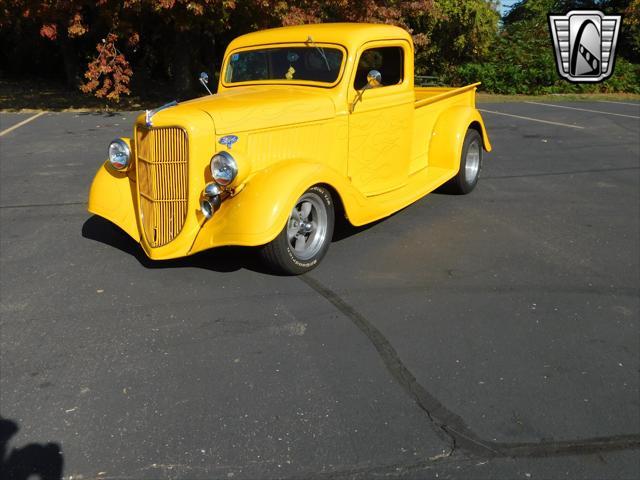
[410, 85, 477, 175]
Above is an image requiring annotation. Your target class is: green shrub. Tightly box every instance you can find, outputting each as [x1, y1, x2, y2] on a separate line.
[447, 0, 639, 95]
[454, 57, 639, 94]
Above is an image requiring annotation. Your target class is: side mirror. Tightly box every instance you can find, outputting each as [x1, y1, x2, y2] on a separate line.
[350, 69, 383, 113]
[367, 69, 382, 87]
[199, 71, 213, 95]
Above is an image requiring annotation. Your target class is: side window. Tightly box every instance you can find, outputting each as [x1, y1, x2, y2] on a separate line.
[353, 46, 404, 90]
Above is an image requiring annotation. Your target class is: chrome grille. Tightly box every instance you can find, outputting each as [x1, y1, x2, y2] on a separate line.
[135, 127, 188, 247]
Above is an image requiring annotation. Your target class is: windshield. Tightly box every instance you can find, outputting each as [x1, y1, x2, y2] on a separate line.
[224, 46, 344, 85]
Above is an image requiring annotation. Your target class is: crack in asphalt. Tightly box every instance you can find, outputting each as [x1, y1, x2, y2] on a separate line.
[483, 166, 639, 180]
[0, 201, 85, 209]
[299, 274, 640, 460]
[299, 275, 491, 457]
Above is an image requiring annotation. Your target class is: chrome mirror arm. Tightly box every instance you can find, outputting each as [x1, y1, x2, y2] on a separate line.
[349, 69, 382, 113]
[199, 72, 213, 96]
[350, 84, 370, 113]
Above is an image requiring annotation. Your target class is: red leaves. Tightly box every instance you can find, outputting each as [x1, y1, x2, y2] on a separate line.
[156, 0, 177, 9]
[36, 6, 87, 40]
[277, 0, 437, 48]
[80, 34, 132, 102]
[39, 24, 57, 40]
[67, 12, 87, 37]
[22, 0, 485, 102]
[128, 32, 140, 46]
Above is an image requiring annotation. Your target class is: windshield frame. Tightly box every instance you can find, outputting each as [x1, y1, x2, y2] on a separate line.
[220, 42, 348, 89]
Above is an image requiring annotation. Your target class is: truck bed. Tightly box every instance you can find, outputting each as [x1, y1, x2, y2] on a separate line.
[414, 83, 480, 108]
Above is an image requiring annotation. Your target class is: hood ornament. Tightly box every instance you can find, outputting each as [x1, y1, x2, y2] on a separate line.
[219, 135, 238, 149]
[145, 100, 178, 127]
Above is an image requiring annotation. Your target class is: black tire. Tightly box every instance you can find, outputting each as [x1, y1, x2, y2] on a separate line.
[260, 185, 335, 275]
[444, 128, 483, 195]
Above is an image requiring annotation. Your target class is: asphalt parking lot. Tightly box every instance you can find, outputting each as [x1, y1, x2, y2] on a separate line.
[1, 100, 639, 479]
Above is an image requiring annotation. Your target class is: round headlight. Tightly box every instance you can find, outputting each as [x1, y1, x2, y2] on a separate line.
[108, 139, 131, 170]
[210, 151, 238, 186]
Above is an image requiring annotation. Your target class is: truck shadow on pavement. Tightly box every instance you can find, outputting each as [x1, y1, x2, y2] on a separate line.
[0, 418, 63, 480]
[81, 214, 381, 274]
[82, 215, 266, 273]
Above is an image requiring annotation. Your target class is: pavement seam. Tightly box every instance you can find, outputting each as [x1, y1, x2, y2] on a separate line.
[483, 166, 639, 180]
[299, 275, 478, 457]
[0, 201, 85, 209]
[299, 275, 640, 460]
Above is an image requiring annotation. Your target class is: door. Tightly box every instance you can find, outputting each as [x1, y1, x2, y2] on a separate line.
[348, 42, 414, 196]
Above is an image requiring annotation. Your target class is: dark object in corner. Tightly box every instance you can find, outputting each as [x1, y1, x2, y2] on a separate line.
[0, 417, 63, 480]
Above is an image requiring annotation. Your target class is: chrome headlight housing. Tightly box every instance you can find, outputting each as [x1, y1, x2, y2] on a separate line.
[108, 139, 131, 170]
[210, 151, 238, 186]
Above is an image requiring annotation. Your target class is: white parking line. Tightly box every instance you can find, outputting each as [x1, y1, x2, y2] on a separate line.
[597, 100, 640, 107]
[478, 109, 584, 129]
[525, 101, 640, 119]
[0, 112, 47, 137]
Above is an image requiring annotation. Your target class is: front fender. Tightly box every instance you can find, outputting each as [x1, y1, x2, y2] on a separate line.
[189, 161, 354, 253]
[88, 162, 140, 242]
[429, 106, 491, 172]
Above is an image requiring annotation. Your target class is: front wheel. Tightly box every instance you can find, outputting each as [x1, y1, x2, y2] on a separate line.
[445, 128, 483, 195]
[260, 185, 334, 275]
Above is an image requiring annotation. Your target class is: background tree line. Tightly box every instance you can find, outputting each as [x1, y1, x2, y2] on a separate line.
[0, 0, 638, 101]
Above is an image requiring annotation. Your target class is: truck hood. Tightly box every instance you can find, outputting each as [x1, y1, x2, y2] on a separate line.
[182, 87, 336, 134]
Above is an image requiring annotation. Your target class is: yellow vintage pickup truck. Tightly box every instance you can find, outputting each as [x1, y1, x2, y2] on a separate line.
[89, 23, 491, 274]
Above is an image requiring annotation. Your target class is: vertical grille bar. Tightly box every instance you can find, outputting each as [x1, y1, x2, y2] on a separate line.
[135, 127, 188, 247]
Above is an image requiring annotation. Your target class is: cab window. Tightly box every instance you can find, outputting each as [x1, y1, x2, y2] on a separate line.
[353, 46, 404, 90]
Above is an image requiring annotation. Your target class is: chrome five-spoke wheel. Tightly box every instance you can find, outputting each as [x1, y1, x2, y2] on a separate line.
[261, 185, 335, 275]
[286, 192, 328, 261]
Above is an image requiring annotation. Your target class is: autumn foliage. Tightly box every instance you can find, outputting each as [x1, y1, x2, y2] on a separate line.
[79, 33, 132, 101]
[2, 0, 492, 101]
[0, 0, 638, 101]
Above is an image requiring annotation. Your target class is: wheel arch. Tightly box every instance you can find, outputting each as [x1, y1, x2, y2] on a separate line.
[317, 182, 348, 224]
[188, 161, 358, 255]
[428, 106, 491, 172]
[468, 119, 491, 152]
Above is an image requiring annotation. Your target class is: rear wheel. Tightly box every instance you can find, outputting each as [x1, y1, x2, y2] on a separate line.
[445, 128, 483, 194]
[260, 185, 334, 275]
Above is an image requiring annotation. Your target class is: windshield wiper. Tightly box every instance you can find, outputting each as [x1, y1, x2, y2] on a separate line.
[306, 35, 331, 71]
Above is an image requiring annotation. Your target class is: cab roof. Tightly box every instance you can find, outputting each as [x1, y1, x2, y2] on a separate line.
[226, 23, 413, 54]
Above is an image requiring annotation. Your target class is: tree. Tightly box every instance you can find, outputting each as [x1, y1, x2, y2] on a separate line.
[1, 1, 236, 99]
[455, 0, 639, 93]
[1, 0, 89, 87]
[2, 0, 634, 100]
[427, 0, 500, 73]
